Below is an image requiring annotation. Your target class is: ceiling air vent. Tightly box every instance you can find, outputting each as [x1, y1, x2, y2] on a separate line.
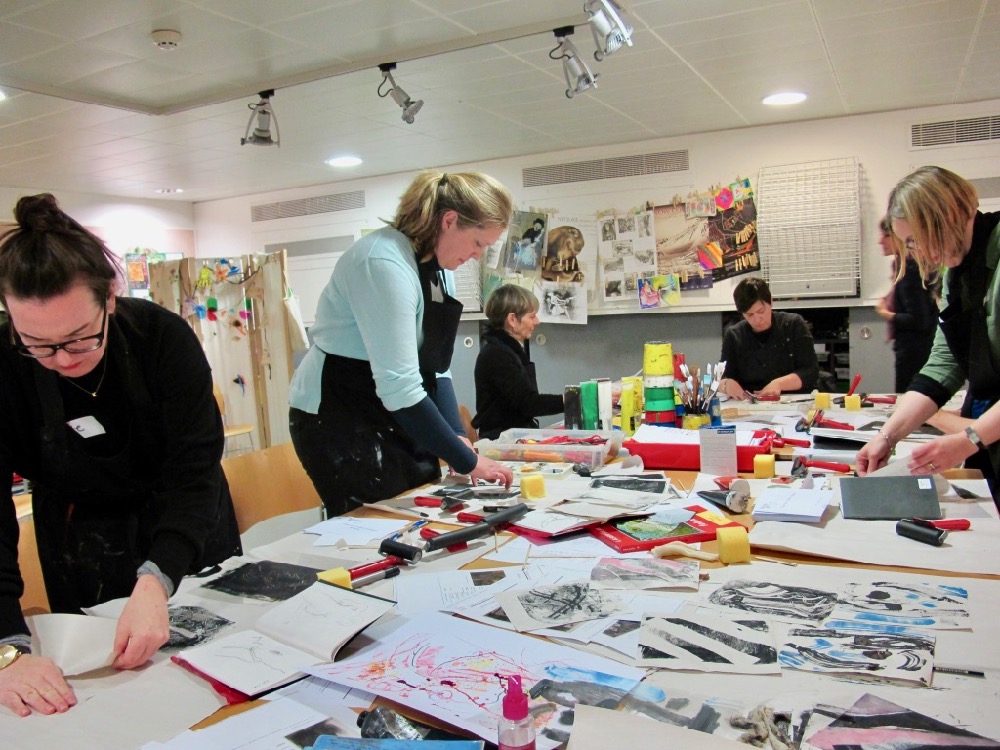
[911, 115, 1000, 149]
[522, 150, 689, 188]
[251, 190, 365, 222]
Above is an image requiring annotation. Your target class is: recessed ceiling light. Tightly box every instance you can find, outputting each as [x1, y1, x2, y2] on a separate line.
[762, 91, 807, 106]
[155, 188, 184, 194]
[326, 155, 363, 168]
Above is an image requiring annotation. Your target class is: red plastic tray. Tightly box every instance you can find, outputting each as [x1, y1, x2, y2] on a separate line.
[622, 429, 773, 472]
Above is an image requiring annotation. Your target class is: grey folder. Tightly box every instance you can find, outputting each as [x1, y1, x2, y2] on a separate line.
[839, 475, 942, 520]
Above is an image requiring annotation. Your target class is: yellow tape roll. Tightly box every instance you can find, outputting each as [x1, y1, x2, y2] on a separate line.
[643, 341, 673, 376]
[716, 526, 751, 564]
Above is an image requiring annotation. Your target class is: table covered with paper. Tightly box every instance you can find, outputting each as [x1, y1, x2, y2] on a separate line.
[5, 406, 1000, 750]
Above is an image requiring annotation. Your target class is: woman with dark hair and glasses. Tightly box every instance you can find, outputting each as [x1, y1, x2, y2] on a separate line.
[0, 194, 241, 717]
[289, 171, 515, 517]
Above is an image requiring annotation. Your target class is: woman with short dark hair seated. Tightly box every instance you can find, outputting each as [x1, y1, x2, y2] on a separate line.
[718, 277, 819, 401]
[473, 285, 563, 440]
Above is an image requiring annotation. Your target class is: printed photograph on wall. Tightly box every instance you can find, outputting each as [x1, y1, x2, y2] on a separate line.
[708, 196, 759, 281]
[505, 210, 548, 274]
[541, 224, 587, 282]
[536, 279, 587, 325]
[653, 203, 708, 277]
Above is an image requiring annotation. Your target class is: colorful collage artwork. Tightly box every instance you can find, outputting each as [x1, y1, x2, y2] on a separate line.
[308, 612, 647, 750]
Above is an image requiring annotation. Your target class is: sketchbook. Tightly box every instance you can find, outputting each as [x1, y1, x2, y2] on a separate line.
[838, 475, 942, 521]
[177, 581, 395, 697]
[589, 504, 744, 553]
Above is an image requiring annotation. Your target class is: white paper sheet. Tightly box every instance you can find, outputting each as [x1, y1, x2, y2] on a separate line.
[30, 613, 117, 675]
[255, 582, 395, 660]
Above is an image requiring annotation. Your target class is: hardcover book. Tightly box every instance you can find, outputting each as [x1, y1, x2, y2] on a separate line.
[589, 504, 744, 553]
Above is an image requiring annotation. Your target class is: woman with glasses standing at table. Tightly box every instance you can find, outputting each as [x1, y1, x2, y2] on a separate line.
[0, 194, 241, 717]
[856, 167, 1000, 495]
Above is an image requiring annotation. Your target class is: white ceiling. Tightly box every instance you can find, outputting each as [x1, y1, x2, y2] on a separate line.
[0, 0, 997, 204]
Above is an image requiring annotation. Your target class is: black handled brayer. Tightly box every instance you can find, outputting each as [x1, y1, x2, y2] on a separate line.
[379, 503, 529, 563]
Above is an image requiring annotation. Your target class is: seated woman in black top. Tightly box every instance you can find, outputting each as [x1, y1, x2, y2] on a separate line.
[719, 277, 819, 400]
[473, 285, 563, 440]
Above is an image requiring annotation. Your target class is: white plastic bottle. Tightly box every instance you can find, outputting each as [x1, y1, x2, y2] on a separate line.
[498, 674, 536, 750]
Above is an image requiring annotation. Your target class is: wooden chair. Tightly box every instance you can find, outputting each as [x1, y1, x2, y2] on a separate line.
[18, 512, 50, 616]
[459, 404, 478, 444]
[213, 382, 255, 456]
[221, 442, 324, 548]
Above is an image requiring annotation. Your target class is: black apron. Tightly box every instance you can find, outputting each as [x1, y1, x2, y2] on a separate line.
[30, 320, 239, 613]
[938, 214, 1000, 489]
[313, 258, 464, 502]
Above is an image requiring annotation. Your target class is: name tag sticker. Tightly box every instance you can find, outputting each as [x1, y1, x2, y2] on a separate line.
[917, 478, 932, 490]
[67, 416, 106, 438]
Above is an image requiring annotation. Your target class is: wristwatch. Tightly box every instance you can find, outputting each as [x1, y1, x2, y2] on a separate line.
[0, 644, 23, 670]
[965, 425, 984, 449]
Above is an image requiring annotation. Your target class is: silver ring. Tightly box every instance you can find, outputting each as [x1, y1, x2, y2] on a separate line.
[928, 462, 936, 471]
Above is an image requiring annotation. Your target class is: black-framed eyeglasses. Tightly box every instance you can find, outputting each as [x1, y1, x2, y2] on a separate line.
[9, 301, 108, 359]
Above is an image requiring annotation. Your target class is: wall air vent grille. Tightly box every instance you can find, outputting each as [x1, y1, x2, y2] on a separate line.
[251, 190, 365, 222]
[911, 115, 1000, 148]
[522, 150, 689, 188]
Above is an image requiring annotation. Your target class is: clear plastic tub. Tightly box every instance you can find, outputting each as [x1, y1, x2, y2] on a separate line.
[474, 428, 622, 471]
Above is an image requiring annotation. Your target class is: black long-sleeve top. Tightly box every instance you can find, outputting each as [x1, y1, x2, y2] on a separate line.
[472, 328, 564, 440]
[892, 258, 939, 349]
[0, 297, 240, 639]
[720, 310, 819, 393]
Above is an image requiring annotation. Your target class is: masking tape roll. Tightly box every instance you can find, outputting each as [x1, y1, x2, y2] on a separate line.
[753, 453, 775, 479]
[643, 398, 676, 412]
[716, 526, 751, 564]
[844, 394, 862, 410]
[643, 341, 673, 376]
[643, 375, 674, 388]
[645, 409, 676, 424]
[643, 386, 674, 401]
[815, 392, 831, 409]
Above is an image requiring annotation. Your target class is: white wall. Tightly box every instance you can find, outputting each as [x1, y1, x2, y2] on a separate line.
[192, 97, 1000, 402]
[194, 96, 1000, 311]
[0, 186, 195, 260]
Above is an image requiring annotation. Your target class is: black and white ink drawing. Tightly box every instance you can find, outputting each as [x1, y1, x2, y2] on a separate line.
[708, 579, 839, 622]
[638, 613, 779, 674]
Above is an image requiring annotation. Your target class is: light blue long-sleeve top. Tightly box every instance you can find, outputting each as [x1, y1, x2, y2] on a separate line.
[289, 225, 453, 414]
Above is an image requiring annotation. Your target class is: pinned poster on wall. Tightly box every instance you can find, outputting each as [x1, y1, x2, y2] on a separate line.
[597, 207, 656, 304]
[708, 196, 759, 281]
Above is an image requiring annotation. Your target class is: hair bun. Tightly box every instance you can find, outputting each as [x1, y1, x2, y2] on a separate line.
[14, 193, 65, 232]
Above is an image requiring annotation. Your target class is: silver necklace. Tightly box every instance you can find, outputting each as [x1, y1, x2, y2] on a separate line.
[60, 349, 109, 398]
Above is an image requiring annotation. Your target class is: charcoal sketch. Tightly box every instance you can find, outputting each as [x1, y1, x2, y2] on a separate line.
[496, 581, 624, 631]
[164, 605, 234, 650]
[590, 557, 700, 591]
[708, 579, 839, 622]
[590, 476, 667, 494]
[202, 560, 323, 602]
[638, 614, 779, 673]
